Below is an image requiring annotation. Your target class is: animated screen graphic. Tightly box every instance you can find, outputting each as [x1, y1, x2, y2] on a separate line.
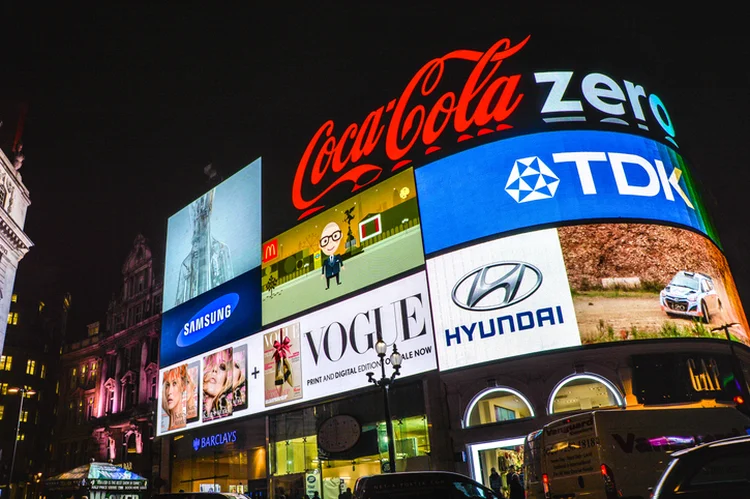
[261, 168, 424, 325]
[163, 159, 262, 313]
[415, 130, 715, 255]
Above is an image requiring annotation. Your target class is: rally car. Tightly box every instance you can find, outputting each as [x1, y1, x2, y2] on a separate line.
[659, 271, 722, 323]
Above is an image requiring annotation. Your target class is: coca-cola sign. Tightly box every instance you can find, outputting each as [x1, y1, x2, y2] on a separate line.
[292, 36, 530, 220]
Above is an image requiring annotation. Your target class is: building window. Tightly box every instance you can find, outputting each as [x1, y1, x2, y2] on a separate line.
[35, 411, 39, 424]
[91, 361, 98, 383]
[7, 312, 19, 325]
[463, 387, 536, 428]
[0, 383, 7, 395]
[40, 364, 46, 379]
[134, 304, 143, 324]
[107, 388, 115, 414]
[80, 364, 87, 384]
[149, 338, 158, 363]
[0, 405, 4, 420]
[21, 410, 28, 423]
[70, 368, 77, 387]
[17, 433, 24, 441]
[150, 375, 157, 401]
[77, 399, 83, 424]
[55, 381, 59, 394]
[11, 293, 17, 303]
[26, 359, 36, 375]
[0, 355, 12, 371]
[38, 301, 45, 313]
[86, 397, 94, 420]
[548, 373, 625, 415]
[24, 386, 34, 399]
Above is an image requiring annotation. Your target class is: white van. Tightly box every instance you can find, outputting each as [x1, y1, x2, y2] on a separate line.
[523, 407, 750, 499]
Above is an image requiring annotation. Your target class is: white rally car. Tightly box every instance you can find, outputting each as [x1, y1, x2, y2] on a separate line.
[660, 271, 722, 323]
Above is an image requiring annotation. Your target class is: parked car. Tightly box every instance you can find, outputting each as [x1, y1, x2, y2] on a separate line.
[354, 471, 501, 499]
[651, 434, 750, 498]
[659, 271, 721, 322]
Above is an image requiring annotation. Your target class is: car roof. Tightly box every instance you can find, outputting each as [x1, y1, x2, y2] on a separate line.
[674, 271, 710, 280]
[670, 434, 750, 458]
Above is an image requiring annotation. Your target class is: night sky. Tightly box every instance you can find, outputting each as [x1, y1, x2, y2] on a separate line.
[3, 4, 749, 339]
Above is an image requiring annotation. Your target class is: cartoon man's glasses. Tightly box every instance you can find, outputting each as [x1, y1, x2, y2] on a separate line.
[320, 230, 342, 247]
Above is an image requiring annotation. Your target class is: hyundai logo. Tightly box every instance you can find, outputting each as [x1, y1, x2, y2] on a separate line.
[451, 261, 542, 311]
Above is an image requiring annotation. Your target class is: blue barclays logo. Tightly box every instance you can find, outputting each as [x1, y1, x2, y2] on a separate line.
[192, 430, 238, 451]
[176, 293, 240, 347]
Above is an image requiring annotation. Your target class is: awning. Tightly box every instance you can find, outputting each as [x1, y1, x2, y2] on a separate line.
[45, 462, 148, 491]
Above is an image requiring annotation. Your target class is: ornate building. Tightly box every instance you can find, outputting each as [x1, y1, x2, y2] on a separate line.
[51, 235, 163, 490]
[0, 106, 33, 356]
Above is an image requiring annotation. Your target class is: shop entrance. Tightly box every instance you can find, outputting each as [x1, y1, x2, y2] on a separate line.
[468, 437, 524, 498]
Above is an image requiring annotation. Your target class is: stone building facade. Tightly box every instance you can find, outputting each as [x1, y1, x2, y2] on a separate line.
[51, 235, 162, 490]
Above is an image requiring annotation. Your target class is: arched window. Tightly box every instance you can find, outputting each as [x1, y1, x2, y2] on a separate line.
[0, 185, 6, 209]
[464, 387, 535, 428]
[548, 373, 624, 415]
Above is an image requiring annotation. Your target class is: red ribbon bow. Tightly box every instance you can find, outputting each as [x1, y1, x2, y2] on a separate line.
[273, 336, 291, 361]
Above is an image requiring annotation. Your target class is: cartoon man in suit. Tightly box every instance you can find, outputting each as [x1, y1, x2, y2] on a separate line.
[320, 221, 344, 289]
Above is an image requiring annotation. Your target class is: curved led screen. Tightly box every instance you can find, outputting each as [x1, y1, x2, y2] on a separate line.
[415, 130, 716, 255]
[426, 224, 749, 371]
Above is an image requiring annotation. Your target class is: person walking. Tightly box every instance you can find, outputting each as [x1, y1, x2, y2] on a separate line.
[508, 465, 524, 499]
[489, 467, 502, 496]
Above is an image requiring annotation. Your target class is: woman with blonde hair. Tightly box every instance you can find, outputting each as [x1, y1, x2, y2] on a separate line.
[162, 365, 188, 430]
[203, 348, 233, 421]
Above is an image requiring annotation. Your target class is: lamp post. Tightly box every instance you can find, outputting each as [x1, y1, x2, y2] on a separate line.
[6, 387, 35, 499]
[366, 339, 403, 474]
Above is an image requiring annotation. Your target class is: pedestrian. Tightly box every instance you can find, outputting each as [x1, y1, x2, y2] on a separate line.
[489, 467, 502, 495]
[508, 465, 524, 499]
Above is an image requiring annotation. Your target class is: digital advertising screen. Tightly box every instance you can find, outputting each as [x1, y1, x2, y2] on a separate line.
[427, 225, 749, 371]
[156, 271, 437, 437]
[162, 158, 262, 314]
[261, 168, 424, 325]
[160, 268, 262, 366]
[415, 130, 715, 255]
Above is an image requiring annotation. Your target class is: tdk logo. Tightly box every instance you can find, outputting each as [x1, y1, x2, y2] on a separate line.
[176, 293, 240, 347]
[452, 262, 542, 311]
[446, 261, 565, 347]
[504, 151, 694, 209]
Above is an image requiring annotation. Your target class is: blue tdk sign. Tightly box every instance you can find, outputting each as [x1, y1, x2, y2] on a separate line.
[415, 130, 715, 255]
[160, 268, 260, 366]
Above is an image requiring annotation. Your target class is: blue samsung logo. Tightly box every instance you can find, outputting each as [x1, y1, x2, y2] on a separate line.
[176, 293, 240, 347]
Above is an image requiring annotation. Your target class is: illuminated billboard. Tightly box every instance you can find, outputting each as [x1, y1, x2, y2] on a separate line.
[157, 272, 437, 436]
[428, 225, 749, 371]
[415, 130, 716, 255]
[160, 159, 262, 366]
[261, 168, 424, 325]
[163, 159, 262, 313]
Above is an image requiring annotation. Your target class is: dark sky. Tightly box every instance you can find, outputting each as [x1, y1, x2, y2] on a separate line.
[3, 4, 749, 338]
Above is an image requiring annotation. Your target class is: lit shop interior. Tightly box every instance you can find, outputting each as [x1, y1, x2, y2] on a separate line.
[269, 381, 431, 499]
[170, 418, 268, 498]
[465, 374, 623, 494]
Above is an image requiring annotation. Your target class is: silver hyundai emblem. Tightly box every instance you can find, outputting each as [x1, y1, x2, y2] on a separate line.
[451, 261, 543, 311]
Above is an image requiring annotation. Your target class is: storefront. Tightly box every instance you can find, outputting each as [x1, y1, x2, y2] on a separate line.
[169, 417, 267, 497]
[268, 381, 431, 499]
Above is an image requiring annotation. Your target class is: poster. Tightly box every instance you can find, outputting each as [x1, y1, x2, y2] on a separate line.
[264, 323, 303, 407]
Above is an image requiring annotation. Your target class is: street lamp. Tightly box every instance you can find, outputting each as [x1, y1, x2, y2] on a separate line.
[366, 339, 403, 473]
[6, 387, 36, 499]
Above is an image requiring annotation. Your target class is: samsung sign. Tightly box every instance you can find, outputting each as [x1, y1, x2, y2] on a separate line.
[415, 130, 716, 255]
[161, 269, 261, 366]
[426, 230, 581, 371]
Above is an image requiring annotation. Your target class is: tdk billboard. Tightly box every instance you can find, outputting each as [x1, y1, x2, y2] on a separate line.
[415, 130, 716, 255]
[160, 159, 262, 366]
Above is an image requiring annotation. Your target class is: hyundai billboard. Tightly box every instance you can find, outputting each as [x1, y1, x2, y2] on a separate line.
[428, 226, 749, 371]
[157, 271, 437, 436]
[261, 168, 424, 325]
[160, 159, 262, 366]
